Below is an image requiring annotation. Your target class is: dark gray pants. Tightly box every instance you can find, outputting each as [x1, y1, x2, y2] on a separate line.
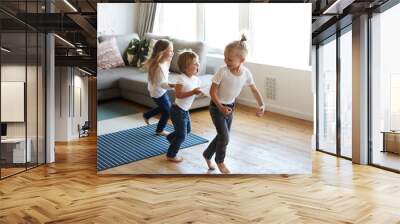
[166, 105, 191, 158]
[203, 102, 234, 164]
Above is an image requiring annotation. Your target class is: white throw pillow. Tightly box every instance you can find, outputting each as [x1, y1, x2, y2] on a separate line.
[97, 37, 125, 69]
[146, 39, 158, 60]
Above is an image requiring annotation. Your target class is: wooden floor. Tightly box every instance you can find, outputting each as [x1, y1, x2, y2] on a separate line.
[373, 150, 400, 171]
[1, 163, 44, 178]
[1, 135, 400, 222]
[98, 104, 312, 174]
[1, 167, 26, 178]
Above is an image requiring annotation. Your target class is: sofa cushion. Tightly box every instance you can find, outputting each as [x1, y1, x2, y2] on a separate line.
[144, 33, 171, 62]
[97, 38, 125, 69]
[97, 67, 145, 90]
[119, 73, 148, 94]
[98, 33, 140, 64]
[142, 33, 208, 76]
[170, 38, 207, 76]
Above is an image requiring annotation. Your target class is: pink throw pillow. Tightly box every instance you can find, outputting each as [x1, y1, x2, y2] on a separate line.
[97, 37, 125, 69]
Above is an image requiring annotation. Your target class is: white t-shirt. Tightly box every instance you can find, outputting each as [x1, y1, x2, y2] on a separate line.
[212, 65, 255, 104]
[175, 74, 201, 111]
[147, 62, 171, 98]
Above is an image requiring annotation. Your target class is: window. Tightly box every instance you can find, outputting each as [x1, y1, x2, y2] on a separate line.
[340, 28, 352, 158]
[315, 26, 353, 159]
[317, 36, 337, 155]
[204, 4, 240, 49]
[153, 3, 311, 70]
[371, 2, 400, 171]
[0, 2, 47, 179]
[153, 4, 197, 41]
[390, 74, 400, 130]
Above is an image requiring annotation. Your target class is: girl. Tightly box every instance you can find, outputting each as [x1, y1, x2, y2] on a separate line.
[203, 34, 265, 174]
[166, 50, 203, 162]
[143, 39, 175, 136]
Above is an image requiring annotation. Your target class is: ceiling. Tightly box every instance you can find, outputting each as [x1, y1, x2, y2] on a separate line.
[0, 0, 99, 74]
[310, 0, 390, 43]
[0, 0, 394, 75]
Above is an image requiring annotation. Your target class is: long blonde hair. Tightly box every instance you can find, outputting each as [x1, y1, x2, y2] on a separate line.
[225, 33, 248, 59]
[143, 39, 172, 84]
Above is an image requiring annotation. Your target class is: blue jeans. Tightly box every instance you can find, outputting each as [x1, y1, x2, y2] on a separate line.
[203, 102, 234, 164]
[143, 93, 172, 133]
[166, 105, 191, 158]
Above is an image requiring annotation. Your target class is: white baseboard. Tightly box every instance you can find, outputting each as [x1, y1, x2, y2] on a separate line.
[236, 98, 314, 121]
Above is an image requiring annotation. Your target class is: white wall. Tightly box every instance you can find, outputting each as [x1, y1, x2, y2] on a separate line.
[1, 64, 46, 163]
[1, 65, 40, 136]
[55, 67, 89, 141]
[55, 67, 69, 141]
[71, 74, 89, 138]
[1, 65, 27, 138]
[207, 56, 314, 121]
[97, 3, 138, 35]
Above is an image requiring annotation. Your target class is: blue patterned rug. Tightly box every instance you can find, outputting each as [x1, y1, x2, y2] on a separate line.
[97, 124, 209, 171]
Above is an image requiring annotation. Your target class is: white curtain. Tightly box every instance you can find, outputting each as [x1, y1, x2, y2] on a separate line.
[137, 3, 157, 38]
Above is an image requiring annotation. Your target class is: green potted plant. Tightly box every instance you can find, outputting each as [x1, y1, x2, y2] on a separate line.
[126, 39, 149, 67]
[126, 38, 139, 66]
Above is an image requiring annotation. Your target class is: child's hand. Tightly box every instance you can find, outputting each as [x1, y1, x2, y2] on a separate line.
[192, 88, 203, 95]
[197, 92, 206, 97]
[256, 105, 265, 117]
[220, 106, 232, 117]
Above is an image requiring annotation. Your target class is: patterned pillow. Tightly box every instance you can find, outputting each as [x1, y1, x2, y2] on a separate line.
[97, 37, 125, 69]
[126, 38, 150, 67]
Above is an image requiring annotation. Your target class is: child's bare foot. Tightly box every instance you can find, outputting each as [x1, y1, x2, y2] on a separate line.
[156, 130, 170, 136]
[203, 155, 215, 170]
[217, 163, 231, 174]
[166, 156, 183, 163]
[143, 114, 150, 125]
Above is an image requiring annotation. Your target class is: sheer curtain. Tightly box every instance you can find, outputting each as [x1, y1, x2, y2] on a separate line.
[137, 3, 158, 38]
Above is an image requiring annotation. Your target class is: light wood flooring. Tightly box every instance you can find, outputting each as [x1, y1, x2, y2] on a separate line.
[98, 103, 312, 174]
[1, 167, 26, 178]
[372, 150, 400, 171]
[1, 164, 44, 179]
[1, 109, 400, 223]
[0, 135, 400, 223]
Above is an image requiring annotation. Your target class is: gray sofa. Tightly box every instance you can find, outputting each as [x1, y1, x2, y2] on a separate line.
[97, 33, 216, 109]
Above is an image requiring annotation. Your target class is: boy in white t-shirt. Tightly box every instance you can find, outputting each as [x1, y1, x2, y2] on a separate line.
[203, 34, 265, 174]
[166, 50, 203, 162]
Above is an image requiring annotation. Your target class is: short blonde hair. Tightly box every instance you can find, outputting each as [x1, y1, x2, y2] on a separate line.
[225, 33, 248, 59]
[177, 50, 198, 74]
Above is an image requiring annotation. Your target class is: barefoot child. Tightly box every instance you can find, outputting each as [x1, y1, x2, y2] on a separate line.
[143, 39, 175, 136]
[203, 34, 265, 174]
[166, 50, 203, 162]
